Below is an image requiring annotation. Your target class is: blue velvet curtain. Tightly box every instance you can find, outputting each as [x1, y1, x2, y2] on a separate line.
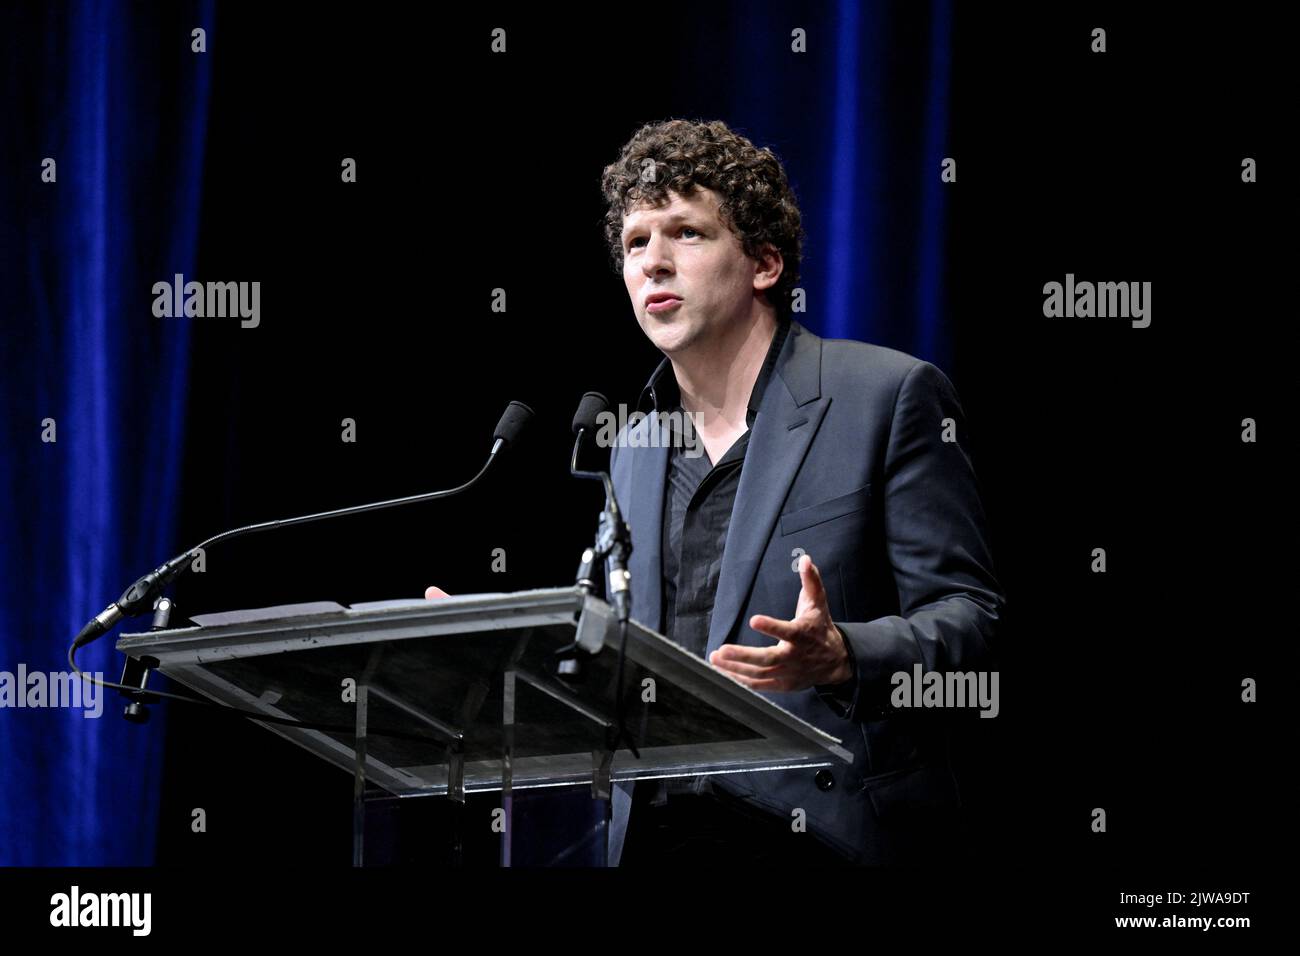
[0, 0, 212, 865]
[714, 0, 954, 366]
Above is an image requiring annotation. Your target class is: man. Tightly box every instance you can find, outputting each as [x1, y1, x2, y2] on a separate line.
[596, 118, 1005, 866]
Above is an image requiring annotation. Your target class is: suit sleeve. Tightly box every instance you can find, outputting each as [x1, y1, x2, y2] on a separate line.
[814, 360, 1005, 722]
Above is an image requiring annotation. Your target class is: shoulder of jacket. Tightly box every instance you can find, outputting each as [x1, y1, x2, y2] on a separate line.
[818, 336, 928, 395]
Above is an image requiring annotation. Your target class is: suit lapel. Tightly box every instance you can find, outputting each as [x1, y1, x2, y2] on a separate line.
[705, 322, 827, 658]
[623, 416, 669, 635]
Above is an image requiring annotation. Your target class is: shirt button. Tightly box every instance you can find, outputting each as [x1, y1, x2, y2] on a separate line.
[815, 769, 835, 792]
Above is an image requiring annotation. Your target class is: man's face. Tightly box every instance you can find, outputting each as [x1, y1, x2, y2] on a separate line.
[620, 187, 775, 356]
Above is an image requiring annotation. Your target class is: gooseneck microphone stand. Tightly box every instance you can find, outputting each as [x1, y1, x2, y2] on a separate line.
[66, 401, 535, 739]
[566, 392, 639, 758]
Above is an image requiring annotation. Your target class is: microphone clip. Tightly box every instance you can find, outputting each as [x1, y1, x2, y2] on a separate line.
[574, 502, 632, 602]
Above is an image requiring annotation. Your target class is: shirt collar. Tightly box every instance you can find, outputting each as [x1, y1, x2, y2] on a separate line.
[637, 319, 791, 425]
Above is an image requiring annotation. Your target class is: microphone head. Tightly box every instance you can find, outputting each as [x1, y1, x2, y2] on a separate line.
[572, 391, 610, 436]
[492, 401, 535, 452]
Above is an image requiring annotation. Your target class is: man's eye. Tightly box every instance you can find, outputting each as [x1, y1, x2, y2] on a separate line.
[627, 228, 700, 252]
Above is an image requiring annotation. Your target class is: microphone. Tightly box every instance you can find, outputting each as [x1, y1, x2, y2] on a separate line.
[570, 392, 618, 511]
[492, 399, 535, 456]
[571, 391, 608, 434]
[71, 400, 535, 653]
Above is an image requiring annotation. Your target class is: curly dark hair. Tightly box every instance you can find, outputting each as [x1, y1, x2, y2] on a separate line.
[600, 119, 804, 317]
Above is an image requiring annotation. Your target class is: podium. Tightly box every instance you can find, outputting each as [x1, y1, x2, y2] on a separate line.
[116, 586, 852, 865]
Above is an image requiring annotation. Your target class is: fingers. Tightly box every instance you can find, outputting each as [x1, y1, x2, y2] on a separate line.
[750, 613, 802, 642]
[798, 553, 827, 606]
[424, 586, 450, 599]
[711, 644, 784, 669]
[722, 557, 832, 693]
[711, 656, 782, 680]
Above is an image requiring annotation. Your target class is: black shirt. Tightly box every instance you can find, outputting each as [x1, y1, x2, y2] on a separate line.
[641, 320, 791, 660]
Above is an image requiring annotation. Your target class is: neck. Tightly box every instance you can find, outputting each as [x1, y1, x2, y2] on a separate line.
[670, 311, 780, 432]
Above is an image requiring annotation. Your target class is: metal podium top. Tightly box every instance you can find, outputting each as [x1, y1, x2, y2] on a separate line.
[117, 586, 852, 797]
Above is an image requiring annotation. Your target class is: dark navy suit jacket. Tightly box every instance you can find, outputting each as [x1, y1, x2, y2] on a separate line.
[606, 319, 1005, 864]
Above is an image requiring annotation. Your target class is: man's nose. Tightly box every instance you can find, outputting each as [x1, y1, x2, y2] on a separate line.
[640, 232, 673, 276]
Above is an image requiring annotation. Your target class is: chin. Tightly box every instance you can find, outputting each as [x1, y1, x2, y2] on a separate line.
[644, 317, 697, 355]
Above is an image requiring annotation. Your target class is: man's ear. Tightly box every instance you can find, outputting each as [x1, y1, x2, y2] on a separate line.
[753, 243, 784, 292]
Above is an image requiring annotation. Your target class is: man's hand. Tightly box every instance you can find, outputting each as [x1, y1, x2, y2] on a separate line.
[709, 554, 853, 692]
[424, 586, 450, 599]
